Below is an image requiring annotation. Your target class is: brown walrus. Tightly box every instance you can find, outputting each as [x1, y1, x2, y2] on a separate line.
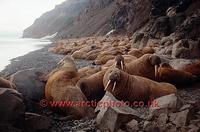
[103, 68, 177, 103]
[77, 69, 107, 102]
[102, 55, 136, 69]
[182, 61, 200, 77]
[0, 77, 16, 89]
[77, 54, 128, 102]
[126, 54, 161, 80]
[128, 47, 155, 58]
[157, 62, 199, 86]
[45, 56, 94, 119]
[78, 66, 102, 78]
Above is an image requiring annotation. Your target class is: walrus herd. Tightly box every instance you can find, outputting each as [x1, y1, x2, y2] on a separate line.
[44, 36, 200, 119]
[1, 37, 199, 120]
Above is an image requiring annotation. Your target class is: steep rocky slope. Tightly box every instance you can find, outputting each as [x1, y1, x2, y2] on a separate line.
[23, 0, 199, 41]
[23, 0, 89, 38]
[23, 0, 116, 39]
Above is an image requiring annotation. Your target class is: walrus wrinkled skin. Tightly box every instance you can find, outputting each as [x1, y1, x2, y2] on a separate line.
[103, 68, 177, 102]
[77, 69, 107, 102]
[45, 56, 94, 119]
[126, 54, 161, 80]
[157, 62, 199, 86]
[0, 77, 16, 89]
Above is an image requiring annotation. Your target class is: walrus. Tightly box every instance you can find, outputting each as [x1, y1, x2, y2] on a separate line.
[78, 66, 102, 78]
[0, 77, 16, 89]
[128, 47, 155, 58]
[45, 56, 94, 119]
[182, 61, 200, 77]
[103, 68, 177, 103]
[77, 69, 107, 102]
[71, 51, 87, 59]
[157, 62, 199, 86]
[126, 54, 161, 80]
[86, 49, 101, 60]
[102, 55, 137, 69]
[94, 55, 116, 65]
[77, 54, 128, 102]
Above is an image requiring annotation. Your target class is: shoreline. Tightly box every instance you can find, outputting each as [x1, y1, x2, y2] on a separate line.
[0, 43, 93, 77]
[0, 43, 62, 77]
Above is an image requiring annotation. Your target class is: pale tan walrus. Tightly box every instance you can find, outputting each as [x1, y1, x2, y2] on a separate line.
[45, 56, 94, 119]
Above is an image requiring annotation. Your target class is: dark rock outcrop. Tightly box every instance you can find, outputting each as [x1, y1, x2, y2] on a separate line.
[0, 88, 25, 128]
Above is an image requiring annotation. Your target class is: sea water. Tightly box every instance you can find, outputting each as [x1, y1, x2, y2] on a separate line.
[0, 32, 51, 71]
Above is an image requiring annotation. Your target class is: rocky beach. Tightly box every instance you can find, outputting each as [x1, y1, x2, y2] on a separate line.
[0, 0, 200, 132]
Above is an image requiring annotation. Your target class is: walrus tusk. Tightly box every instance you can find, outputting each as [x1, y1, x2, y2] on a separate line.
[112, 81, 117, 92]
[104, 80, 111, 91]
[121, 61, 124, 70]
[155, 65, 158, 77]
[114, 62, 117, 68]
[158, 65, 162, 77]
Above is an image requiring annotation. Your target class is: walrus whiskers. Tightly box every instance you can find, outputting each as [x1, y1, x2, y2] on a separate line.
[104, 80, 111, 91]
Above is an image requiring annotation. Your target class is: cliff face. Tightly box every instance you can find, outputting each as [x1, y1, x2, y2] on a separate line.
[23, 0, 116, 39]
[23, 0, 89, 38]
[23, 0, 199, 40]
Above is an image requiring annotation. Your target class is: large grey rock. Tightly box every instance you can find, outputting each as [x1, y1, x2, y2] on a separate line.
[131, 32, 144, 48]
[169, 109, 191, 128]
[126, 119, 139, 132]
[10, 68, 45, 102]
[0, 88, 25, 128]
[150, 16, 171, 38]
[157, 113, 168, 125]
[95, 92, 141, 132]
[143, 121, 159, 132]
[149, 94, 179, 118]
[172, 39, 200, 59]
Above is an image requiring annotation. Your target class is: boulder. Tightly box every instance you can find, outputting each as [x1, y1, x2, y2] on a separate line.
[0, 88, 25, 128]
[143, 121, 159, 132]
[10, 68, 46, 102]
[131, 32, 144, 48]
[25, 112, 51, 131]
[95, 92, 141, 132]
[126, 119, 139, 132]
[157, 113, 168, 125]
[175, 14, 200, 40]
[149, 94, 180, 118]
[150, 16, 171, 38]
[169, 110, 191, 128]
[172, 39, 200, 58]
[158, 123, 177, 132]
[169, 109, 191, 128]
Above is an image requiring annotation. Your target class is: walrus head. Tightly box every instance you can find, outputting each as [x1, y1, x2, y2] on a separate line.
[114, 55, 125, 70]
[104, 68, 121, 92]
[58, 56, 77, 71]
[149, 55, 161, 77]
[157, 62, 172, 77]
